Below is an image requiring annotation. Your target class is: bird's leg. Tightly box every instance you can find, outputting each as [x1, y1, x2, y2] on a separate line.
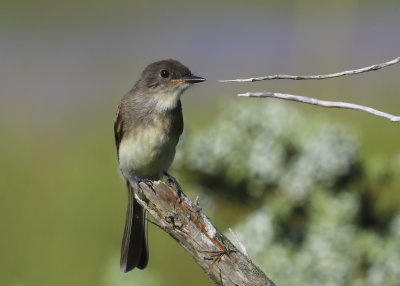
[164, 172, 183, 201]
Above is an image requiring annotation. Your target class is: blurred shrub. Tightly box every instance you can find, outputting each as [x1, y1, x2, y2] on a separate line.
[232, 191, 400, 286]
[173, 101, 400, 286]
[176, 101, 361, 203]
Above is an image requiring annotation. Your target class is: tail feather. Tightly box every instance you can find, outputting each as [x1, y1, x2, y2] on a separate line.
[120, 182, 148, 272]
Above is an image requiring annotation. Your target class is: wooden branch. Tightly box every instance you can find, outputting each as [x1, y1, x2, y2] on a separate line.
[135, 178, 276, 286]
[219, 57, 400, 82]
[238, 92, 400, 122]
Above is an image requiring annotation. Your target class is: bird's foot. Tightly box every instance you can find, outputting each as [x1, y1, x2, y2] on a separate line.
[164, 172, 183, 201]
[136, 177, 155, 194]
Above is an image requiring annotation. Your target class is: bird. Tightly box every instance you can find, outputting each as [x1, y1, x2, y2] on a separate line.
[114, 59, 205, 272]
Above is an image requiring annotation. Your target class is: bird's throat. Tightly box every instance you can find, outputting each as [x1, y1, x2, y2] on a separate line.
[154, 84, 189, 112]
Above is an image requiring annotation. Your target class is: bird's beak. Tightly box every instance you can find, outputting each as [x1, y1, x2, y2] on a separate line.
[182, 75, 206, 83]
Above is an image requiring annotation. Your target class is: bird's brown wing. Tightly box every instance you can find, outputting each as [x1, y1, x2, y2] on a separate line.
[175, 100, 184, 137]
[114, 101, 149, 272]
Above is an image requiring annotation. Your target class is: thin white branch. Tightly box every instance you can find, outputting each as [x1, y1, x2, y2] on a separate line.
[238, 92, 400, 122]
[220, 57, 400, 82]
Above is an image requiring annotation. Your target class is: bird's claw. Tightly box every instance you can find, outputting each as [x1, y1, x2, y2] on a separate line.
[137, 177, 156, 194]
[164, 172, 183, 201]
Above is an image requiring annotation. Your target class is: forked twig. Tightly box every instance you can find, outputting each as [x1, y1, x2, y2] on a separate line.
[220, 57, 399, 122]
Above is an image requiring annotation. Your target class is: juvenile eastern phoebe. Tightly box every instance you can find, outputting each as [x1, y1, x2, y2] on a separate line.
[114, 59, 205, 272]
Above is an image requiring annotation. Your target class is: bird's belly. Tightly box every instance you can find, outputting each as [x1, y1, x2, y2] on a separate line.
[118, 126, 177, 180]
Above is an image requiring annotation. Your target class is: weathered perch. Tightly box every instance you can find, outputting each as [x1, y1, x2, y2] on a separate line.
[134, 177, 276, 286]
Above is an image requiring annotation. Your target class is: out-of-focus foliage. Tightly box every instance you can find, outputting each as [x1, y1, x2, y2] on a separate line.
[232, 192, 400, 286]
[176, 101, 361, 203]
[174, 101, 400, 286]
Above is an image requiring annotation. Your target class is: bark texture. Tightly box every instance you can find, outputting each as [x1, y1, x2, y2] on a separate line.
[135, 178, 276, 286]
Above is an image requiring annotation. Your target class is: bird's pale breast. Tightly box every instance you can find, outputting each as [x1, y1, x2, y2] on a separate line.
[118, 118, 177, 180]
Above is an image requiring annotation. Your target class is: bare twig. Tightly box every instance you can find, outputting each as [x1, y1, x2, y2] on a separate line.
[135, 178, 276, 286]
[220, 57, 400, 82]
[238, 92, 400, 122]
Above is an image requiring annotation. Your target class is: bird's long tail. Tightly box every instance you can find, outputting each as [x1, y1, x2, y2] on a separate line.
[120, 182, 148, 272]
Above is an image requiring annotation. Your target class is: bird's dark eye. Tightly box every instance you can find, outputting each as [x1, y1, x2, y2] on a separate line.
[160, 70, 170, 78]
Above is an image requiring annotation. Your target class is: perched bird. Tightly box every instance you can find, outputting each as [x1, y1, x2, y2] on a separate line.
[114, 59, 205, 272]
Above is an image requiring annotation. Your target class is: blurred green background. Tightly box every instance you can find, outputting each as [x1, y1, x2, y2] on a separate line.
[1, 0, 399, 285]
